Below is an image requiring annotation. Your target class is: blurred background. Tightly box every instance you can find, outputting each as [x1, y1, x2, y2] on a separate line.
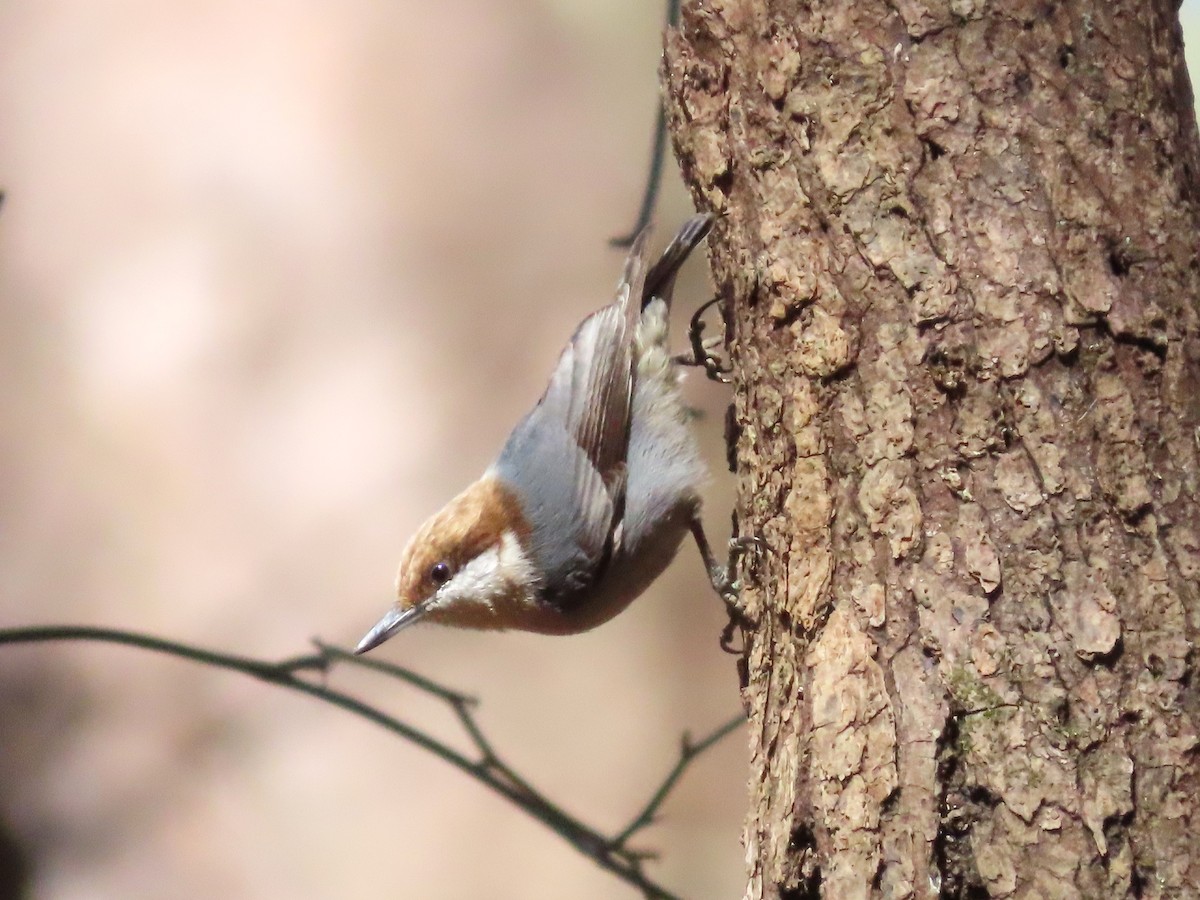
[1, 3, 1198, 899]
[0, 1, 742, 898]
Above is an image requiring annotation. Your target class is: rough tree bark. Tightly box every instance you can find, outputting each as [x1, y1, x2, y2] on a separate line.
[664, 1, 1200, 897]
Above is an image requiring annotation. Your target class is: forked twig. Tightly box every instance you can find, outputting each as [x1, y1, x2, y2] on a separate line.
[0, 625, 741, 900]
[611, 715, 744, 850]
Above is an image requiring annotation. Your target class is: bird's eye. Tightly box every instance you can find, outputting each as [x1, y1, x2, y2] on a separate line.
[429, 562, 452, 586]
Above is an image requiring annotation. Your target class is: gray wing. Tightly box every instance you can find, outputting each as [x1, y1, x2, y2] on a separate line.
[492, 228, 653, 600]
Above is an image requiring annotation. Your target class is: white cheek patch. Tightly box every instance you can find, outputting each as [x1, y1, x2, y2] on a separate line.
[438, 546, 503, 610]
[497, 530, 539, 594]
[435, 530, 539, 613]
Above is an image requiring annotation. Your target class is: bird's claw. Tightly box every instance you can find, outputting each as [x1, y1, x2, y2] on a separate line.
[675, 296, 732, 383]
[714, 536, 765, 654]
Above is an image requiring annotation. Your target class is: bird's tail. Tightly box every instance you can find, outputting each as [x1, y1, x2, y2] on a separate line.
[640, 213, 714, 312]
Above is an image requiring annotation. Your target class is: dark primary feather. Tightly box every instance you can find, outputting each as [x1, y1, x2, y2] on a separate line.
[556, 226, 649, 560]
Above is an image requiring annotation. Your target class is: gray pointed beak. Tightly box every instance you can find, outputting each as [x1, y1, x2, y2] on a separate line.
[354, 603, 431, 655]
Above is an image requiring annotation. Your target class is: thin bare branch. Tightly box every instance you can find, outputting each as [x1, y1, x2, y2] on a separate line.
[609, 0, 682, 248]
[612, 714, 744, 849]
[0, 624, 740, 900]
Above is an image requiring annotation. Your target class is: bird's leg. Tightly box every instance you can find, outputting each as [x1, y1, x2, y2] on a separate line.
[689, 515, 762, 653]
[673, 296, 732, 384]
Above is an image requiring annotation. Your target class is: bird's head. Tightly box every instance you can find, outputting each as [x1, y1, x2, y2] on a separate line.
[354, 476, 539, 654]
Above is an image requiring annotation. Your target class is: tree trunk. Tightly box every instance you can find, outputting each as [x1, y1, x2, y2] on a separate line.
[664, 1, 1200, 897]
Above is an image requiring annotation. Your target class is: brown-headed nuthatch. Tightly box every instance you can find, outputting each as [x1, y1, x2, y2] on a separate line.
[355, 215, 729, 654]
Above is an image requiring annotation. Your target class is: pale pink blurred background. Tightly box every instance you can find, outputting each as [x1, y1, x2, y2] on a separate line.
[3, 4, 1200, 899]
[0, 2, 744, 898]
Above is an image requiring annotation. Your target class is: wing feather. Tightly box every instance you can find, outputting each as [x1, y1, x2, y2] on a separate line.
[492, 228, 652, 598]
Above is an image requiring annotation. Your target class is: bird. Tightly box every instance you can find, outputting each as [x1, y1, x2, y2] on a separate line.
[355, 214, 725, 654]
